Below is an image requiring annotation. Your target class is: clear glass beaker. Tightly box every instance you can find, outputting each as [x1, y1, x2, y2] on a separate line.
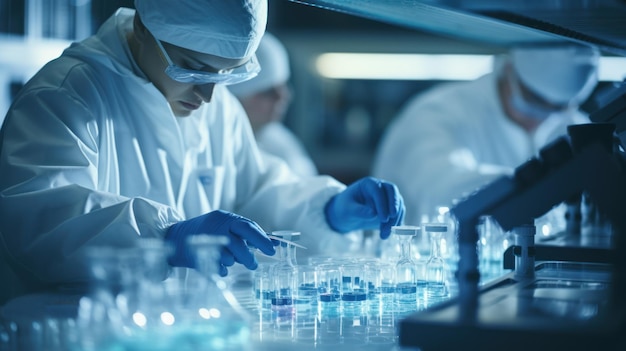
[184, 235, 253, 351]
[316, 264, 341, 317]
[294, 264, 318, 313]
[339, 262, 367, 316]
[79, 235, 253, 351]
[76, 245, 141, 350]
[364, 261, 395, 315]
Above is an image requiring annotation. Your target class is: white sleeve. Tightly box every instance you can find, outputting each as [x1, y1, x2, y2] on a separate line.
[0, 87, 182, 287]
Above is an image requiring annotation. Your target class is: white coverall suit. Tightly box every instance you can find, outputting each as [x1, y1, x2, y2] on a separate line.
[0, 9, 357, 301]
[372, 73, 589, 225]
[257, 121, 318, 178]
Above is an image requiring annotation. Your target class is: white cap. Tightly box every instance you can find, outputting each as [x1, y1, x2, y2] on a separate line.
[391, 225, 420, 236]
[228, 32, 290, 97]
[511, 44, 599, 105]
[134, 0, 267, 59]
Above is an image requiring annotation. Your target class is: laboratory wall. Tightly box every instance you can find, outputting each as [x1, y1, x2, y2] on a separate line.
[1, 0, 623, 185]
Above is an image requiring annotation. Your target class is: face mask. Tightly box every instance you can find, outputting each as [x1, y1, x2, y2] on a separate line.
[508, 71, 559, 121]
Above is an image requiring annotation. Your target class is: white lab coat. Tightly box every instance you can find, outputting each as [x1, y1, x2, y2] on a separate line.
[0, 8, 358, 300]
[256, 122, 318, 178]
[372, 73, 589, 225]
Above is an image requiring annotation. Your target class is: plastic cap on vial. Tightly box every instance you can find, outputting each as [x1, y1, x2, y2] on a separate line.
[391, 225, 420, 236]
[319, 293, 339, 302]
[341, 292, 367, 302]
[423, 224, 448, 233]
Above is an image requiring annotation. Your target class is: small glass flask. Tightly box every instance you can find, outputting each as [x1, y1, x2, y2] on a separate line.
[182, 235, 253, 351]
[391, 225, 420, 314]
[98, 235, 253, 351]
[75, 244, 143, 351]
[425, 223, 449, 304]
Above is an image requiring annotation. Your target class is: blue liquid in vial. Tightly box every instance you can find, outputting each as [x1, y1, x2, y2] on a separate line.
[318, 293, 340, 316]
[271, 297, 294, 315]
[394, 283, 417, 312]
[341, 291, 367, 315]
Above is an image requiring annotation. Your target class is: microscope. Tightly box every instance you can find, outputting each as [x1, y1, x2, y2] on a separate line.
[399, 83, 626, 351]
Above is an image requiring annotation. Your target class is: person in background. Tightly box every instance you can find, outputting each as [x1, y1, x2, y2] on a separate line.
[0, 0, 405, 304]
[229, 32, 317, 178]
[372, 43, 599, 225]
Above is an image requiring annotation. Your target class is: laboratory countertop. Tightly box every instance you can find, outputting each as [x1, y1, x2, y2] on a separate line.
[0, 270, 416, 351]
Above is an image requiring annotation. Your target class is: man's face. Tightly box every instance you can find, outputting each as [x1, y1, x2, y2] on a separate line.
[141, 36, 248, 117]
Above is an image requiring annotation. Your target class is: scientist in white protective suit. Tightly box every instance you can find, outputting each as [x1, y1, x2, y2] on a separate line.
[373, 43, 599, 225]
[229, 32, 318, 178]
[0, 0, 405, 304]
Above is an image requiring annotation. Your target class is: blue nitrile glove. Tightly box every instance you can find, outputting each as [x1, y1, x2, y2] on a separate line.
[324, 177, 405, 240]
[165, 210, 276, 276]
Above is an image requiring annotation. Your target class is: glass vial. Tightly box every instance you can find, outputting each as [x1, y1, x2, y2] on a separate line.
[425, 223, 449, 304]
[269, 231, 301, 315]
[392, 225, 420, 314]
[185, 235, 252, 351]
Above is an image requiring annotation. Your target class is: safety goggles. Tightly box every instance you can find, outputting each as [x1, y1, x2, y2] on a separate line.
[155, 39, 260, 85]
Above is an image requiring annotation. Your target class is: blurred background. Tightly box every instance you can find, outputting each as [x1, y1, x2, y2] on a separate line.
[1, 0, 625, 185]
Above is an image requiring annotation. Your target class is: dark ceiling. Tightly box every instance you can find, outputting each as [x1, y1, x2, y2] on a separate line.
[286, 0, 626, 56]
[0, 0, 427, 39]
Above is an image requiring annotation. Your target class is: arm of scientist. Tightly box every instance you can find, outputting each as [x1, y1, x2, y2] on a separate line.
[0, 72, 404, 295]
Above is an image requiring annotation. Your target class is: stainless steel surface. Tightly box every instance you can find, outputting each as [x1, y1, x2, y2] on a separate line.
[288, 0, 626, 56]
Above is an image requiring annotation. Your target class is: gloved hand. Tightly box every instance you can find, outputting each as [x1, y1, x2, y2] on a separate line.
[165, 210, 276, 276]
[324, 177, 405, 239]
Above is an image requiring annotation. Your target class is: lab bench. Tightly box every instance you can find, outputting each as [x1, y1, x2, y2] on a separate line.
[0, 271, 419, 351]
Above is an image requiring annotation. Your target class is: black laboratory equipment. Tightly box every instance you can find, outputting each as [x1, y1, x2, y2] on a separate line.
[397, 83, 626, 351]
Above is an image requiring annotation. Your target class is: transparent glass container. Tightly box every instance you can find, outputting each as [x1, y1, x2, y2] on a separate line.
[269, 231, 301, 315]
[364, 261, 395, 315]
[339, 262, 367, 316]
[425, 223, 449, 304]
[294, 264, 318, 313]
[75, 245, 141, 351]
[392, 225, 420, 313]
[184, 235, 252, 351]
[316, 263, 341, 317]
[77, 235, 252, 351]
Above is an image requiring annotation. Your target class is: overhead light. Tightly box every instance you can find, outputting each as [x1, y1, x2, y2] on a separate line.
[316, 52, 626, 82]
[598, 56, 626, 82]
[316, 53, 493, 81]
